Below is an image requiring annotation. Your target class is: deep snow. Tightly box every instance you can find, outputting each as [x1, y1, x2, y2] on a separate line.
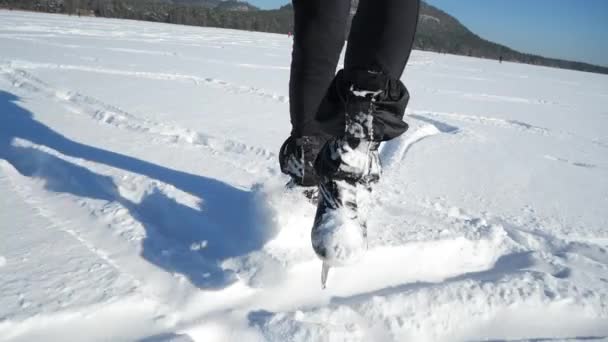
[1, 10, 607, 342]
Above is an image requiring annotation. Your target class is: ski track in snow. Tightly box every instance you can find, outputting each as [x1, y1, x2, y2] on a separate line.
[2, 60, 288, 103]
[0, 64, 277, 175]
[412, 110, 551, 135]
[1, 10, 608, 342]
[420, 86, 563, 106]
[405, 110, 608, 152]
[544, 154, 599, 169]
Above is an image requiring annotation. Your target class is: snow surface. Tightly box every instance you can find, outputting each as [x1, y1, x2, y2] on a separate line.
[1, 10, 608, 342]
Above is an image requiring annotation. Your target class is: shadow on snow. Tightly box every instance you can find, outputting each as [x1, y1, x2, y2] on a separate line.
[0, 90, 277, 290]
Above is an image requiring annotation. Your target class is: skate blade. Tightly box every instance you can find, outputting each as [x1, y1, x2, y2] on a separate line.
[321, 261, 330, 289]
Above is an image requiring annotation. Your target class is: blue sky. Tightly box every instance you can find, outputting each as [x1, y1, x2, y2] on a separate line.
[248, 0, 608, 67]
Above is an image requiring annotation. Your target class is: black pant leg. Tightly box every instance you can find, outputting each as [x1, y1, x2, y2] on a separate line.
[315, 0, 420, 140]
[289, 0, 351, 137]
[345, 0, 420, 79]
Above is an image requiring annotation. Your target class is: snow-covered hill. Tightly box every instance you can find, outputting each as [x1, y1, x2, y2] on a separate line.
[1, 10, 607, 342]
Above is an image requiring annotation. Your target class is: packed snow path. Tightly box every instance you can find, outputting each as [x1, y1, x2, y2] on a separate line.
[1, 10, 607, 342]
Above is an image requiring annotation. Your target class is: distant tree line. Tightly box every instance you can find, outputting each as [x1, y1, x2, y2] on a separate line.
[1, 0, 606, 74]
[0, 0, 293, 32]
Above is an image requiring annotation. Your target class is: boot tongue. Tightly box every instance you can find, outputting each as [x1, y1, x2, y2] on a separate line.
[344, 69, 388, 99]
[350, 86, 383, 99]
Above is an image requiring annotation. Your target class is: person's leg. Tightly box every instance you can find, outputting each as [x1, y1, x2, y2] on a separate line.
[345, 0, 420, 80]
[317, 0, 421, 180]
[289, 0, 351, 138]
[314, 0, 420, 140]
[311, 0, 421, 268]
[280, 0, 351, 187]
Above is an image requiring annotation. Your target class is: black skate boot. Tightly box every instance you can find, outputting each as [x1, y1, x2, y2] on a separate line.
[311, 69, 410, 287]
[279, 135, 328, 201]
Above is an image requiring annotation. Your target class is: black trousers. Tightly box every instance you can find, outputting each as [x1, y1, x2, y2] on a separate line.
[289, 0, 420, 137]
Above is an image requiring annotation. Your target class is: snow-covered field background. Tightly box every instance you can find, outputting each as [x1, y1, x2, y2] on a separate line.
[1, 10, 607, 342]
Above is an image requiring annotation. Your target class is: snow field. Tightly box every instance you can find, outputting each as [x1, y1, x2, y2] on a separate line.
[1, 10, 607, 342]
